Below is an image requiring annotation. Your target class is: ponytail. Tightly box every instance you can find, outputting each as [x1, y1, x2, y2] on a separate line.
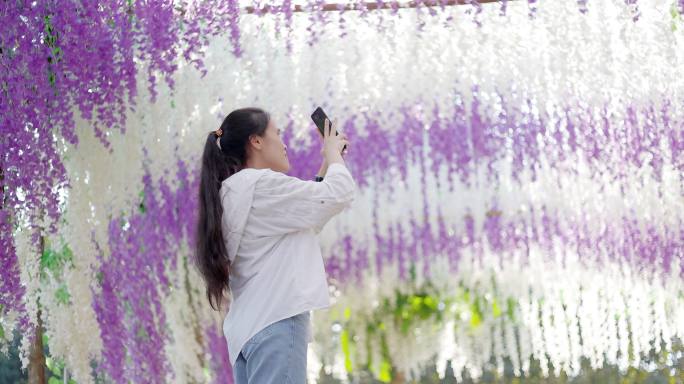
[195, 107, 270, 311]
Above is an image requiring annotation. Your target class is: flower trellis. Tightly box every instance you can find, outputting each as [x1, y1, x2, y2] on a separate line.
[1, 0, 684, 383]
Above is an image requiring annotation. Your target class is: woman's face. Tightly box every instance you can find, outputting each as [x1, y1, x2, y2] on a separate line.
[249, 119, 290, 173]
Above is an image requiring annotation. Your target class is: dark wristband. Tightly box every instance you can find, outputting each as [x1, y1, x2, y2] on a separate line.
[314, 176, 324, 182]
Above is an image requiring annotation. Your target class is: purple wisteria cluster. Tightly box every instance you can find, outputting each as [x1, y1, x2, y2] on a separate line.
[90, 158, 199, 383]
[206, 324, 234, 384]
[322, 205, 684, 284]
[0, 0, 239, 338]
[0, 209, 27, 335]
[283, 95, 684, 283]
[287, 98, 683, 195]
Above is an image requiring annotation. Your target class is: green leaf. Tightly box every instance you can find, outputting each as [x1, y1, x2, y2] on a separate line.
[61, 244, 74, 265]
[492, 298, 502, 318]
[136, 325, 149, 340]
[343, 306, 351, 320]
[40, 244, 75, 280]
[55, 285, 71, 305]
[46, 357, 62, 376]
[378, 359, 392, 383]
[409, 295, 422, 310]
[0, 322, 5, 339]
[423, 295, 437, 310]
[469, 298, 482, 329]
[48, 377, 61, 384]
[54, 358, 65, 374]
[340, 329, 353, 373]
[40, 248, 57, 277]
[507, 297, 517, 321]
[461, 289, 470, 304]
[138, 189, 146, 213]
[365, 330, 373, 369]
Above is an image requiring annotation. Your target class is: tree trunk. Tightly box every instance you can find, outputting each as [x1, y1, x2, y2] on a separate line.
[28, 309, 46, 384]
[28, 236, 46, 384]
[391, 371, 406, 384]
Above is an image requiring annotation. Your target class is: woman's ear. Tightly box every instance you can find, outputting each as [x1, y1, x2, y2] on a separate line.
[248, 134, 262, 151]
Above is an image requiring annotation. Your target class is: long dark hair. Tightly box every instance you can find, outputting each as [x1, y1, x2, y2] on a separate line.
[195, 107, 270, 311]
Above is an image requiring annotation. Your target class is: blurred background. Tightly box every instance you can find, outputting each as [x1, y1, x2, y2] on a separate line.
[1, 0, 683, 383]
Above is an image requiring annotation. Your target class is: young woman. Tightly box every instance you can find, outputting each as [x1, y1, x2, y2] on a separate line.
[195, 107, 354, 383]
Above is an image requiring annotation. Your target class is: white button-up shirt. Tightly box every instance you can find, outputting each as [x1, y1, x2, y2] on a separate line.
[220, 162, 356, 365]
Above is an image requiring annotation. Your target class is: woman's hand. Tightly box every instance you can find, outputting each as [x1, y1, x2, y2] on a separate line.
[321, 118, 349, 165]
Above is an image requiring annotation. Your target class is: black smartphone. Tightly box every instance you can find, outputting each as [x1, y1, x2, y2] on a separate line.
[311, 107, 347, 151]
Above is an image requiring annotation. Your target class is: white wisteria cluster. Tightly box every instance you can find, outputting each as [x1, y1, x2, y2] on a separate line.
[311, 252, 684, 381]
[161, 243, 224, 384]
[100, 0, 684, 171]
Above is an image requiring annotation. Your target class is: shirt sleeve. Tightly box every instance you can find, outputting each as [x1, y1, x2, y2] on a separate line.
[250, 163, 357, 236]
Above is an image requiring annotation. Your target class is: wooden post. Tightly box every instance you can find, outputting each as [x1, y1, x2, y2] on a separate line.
[28, 237, 46, 384]
[0, 165, 5, 210]
[0, 165, 47, 383]
[245, 0, 501, 14]
[391, 371, 406, 383]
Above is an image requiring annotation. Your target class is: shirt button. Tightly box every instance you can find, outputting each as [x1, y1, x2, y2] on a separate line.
[320, 200, 324, 204]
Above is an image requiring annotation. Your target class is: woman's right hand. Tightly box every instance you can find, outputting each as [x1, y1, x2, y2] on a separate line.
[321, 118, 349, 165]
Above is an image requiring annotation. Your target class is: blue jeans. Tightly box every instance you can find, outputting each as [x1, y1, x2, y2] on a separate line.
[233, 312, 310, 384]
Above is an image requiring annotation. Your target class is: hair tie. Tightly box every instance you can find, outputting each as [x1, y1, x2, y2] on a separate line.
[215, 128, 223, 150]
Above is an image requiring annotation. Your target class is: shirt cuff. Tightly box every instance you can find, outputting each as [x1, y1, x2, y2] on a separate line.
[326, 162, 349, 175]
